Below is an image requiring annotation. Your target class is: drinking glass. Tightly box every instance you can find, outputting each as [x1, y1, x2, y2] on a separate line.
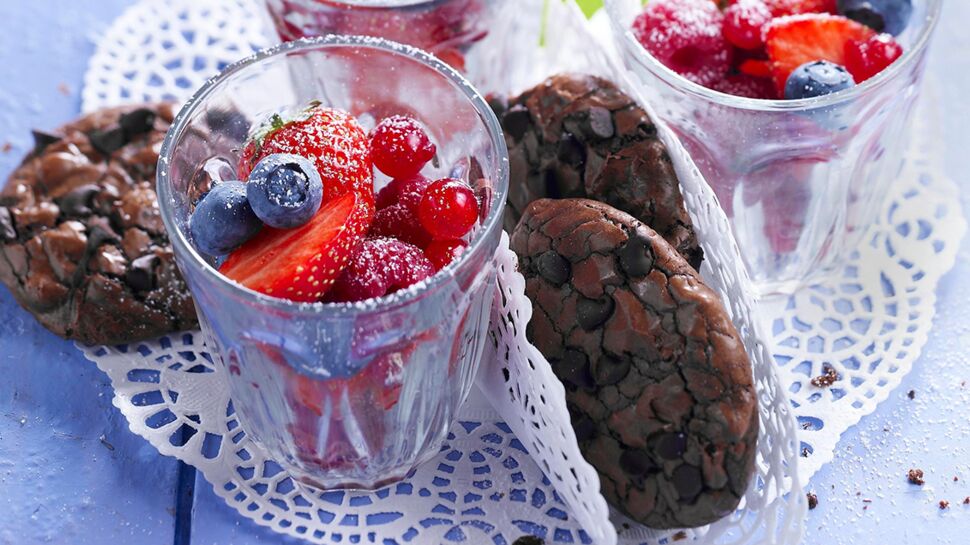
[263, 0, 506, 78]
[606, 0, 942, 294]
[157, 36, 509, 489]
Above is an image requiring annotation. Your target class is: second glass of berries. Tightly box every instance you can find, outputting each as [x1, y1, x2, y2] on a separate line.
[606, 0, 941, 293]
[263, 0, 505, 81]
[157, 36, 509, 489]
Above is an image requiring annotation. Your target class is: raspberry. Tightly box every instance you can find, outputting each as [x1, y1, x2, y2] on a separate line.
[371, 203, 432, 248]
[723, 0, 772, 50]
[712, 74, 778, 99]
[375, 174, 430, 210]
[844, 33, 903, 83]
[418, 178, 479, 241]
[324, 237, 434, 303]
[369, 116, 437, 179]
[632, 0, 733, 87]
[424, 239, 468, 271]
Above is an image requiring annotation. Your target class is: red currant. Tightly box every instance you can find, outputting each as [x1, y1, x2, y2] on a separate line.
[369, 116, 436, 179]
[424, 239, 468, 271]
[418, 178, 479, 240]
[844, 33, 903, 83]
[723, 0, 772, 50]
[375, 174, 429, 210]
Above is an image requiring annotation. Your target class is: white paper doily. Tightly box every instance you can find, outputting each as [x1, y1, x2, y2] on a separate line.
[77, 0, 964, 543]
[79, 1, 807, 544]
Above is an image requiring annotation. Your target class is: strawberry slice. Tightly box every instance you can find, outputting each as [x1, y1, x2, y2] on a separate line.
[219, 191, 373, 302]
[765, 14, 875, 94]
[239, 106, 374, 205]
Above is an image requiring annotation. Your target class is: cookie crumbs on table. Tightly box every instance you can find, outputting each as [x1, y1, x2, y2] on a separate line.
[807, 492, 818, 510]
[963, 497, 970, 505]
[940, 500, 950, 510]
[811, 365, 840, 388]
[907, 468, 925, 485]
[672, 531, 688, 541]
[907, 389, 915, 399]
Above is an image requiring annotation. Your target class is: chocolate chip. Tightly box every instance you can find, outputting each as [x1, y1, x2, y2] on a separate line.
[31, 130, 62, 155]
[86, 216, 120, 248]
[556, 133, 586, 168]
[536, 250, 570, 286]
[554, 349, 594, 391]
[619, 449, 658, 476]
[656, 432, 688, 460]
[502, 105, 531, 141]
[591, 355, 630, 386]
[572, 413, 597, 442]
[672, 464, 703, 502]
[119, 108, 157, 138]
[587, 106, 614, 139]
[618, 235, 654, 277]
[88, 127, 127, 156]
[0, 207, 15, 241]
[57, 184, 100, 216]
[126, 254, 159, 292]
[577, 295, 614, 330]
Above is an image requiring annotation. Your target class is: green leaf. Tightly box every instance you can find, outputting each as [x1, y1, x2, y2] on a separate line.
[574, 0, 603, 18]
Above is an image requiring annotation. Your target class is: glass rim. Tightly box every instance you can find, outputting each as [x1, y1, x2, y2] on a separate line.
[157, 35, 510, 316]
[605, 0, 942, 111]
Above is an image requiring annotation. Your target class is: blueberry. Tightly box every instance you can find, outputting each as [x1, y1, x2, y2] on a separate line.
[246, 154, 323, 229]
[837, 0, 912, 35]
[784, 61, 856, 99]
[189, 181, 262, 256]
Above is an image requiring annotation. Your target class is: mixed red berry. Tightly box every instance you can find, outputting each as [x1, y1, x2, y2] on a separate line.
[632, 0, 911, 99]
[189, 104, 479, 304]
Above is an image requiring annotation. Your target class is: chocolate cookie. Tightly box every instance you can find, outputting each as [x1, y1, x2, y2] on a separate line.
[499, 73, 703, 270]
[511, 198, 757, 529]
[0, 104, 198, 345]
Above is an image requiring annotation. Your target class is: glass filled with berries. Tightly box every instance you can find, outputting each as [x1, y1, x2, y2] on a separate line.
[606, 0, 941, 293]
[157, 36, 508, 489]
[263, 0, 505, 79]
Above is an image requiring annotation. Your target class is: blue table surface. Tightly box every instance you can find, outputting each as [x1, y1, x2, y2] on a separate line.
[1, 1, 969, 544]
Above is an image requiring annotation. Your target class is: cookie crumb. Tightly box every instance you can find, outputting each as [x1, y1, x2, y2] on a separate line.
[672, 531, 688, 542]
[954, 476, 959, 482]
[1, 142, 11, 153]
[907, 468, 925, 485]
[811, 366, 839, 388]
[907, 389, 915, 399]
[940, 500, 950, 510]
[807, 492, 818, 510]
[963, 497, 969, 505]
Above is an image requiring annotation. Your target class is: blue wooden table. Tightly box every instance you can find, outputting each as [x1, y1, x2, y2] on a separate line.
[1, 1, 969, 543]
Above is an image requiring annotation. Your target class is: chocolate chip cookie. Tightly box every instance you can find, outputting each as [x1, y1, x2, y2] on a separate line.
[499, 73, 703, 270]
[0, 104, 198, 345]
[511, 198, 757, 529]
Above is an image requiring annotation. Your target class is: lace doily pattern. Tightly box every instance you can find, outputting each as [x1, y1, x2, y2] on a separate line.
[764, 102, 967, 479]
[81, 0, 272, 113]
[79, 326, 598, 545]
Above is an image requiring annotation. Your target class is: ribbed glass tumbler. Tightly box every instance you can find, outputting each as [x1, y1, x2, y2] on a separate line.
[157, 36, 509, 489]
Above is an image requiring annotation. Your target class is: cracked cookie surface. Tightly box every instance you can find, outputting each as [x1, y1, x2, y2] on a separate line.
[498, 73, 703, 270]
[511, 198, 757, 529]
[0, 103, 198, 345]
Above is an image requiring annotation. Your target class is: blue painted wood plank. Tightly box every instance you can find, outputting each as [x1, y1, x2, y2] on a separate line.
[0, 1, 180, 543]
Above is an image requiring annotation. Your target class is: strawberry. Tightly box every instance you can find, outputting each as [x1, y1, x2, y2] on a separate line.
[239, 105, 374, 205]
[219, 191, 373, 302]
[765, 13, 874, 93]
